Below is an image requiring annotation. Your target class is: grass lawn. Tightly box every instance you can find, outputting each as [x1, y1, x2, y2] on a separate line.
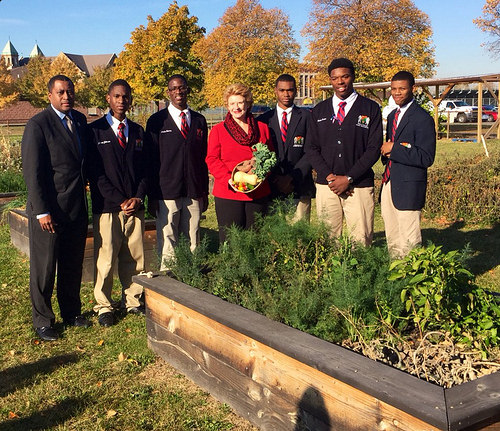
[0, 138, 498, 430]
[0, 224, 256, 430]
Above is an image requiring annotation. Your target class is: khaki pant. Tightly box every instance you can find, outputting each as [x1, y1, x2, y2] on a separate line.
[292, 197, 312, 222]
[381, 181, 421, 258]
[156, 197, 202, 271]
[93, 211, 145, 314]
[315, 183, 374, 246]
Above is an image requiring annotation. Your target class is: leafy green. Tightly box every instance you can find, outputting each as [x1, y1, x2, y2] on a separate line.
[252, 142, 277, 180]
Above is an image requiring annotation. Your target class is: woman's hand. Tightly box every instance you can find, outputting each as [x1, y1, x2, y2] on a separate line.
[236, 159, 254, 173]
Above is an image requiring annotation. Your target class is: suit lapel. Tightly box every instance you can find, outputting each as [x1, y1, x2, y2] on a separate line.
[394, 103, 417, 140]
[47, 108, 81, 160]
[285, 107, 301, 149]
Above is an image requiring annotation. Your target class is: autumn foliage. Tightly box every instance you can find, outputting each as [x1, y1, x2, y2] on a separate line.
[303, 0, 436, 88]
[474, 0, 500, 55]
[114, 1, 205, 107]
[194, 0, 300, 107]
[0, 61, 18, 109]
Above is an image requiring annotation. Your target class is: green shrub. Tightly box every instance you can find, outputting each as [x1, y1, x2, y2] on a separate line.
[387, 244, 500, 352]
[426, 153, 500, 224]
[170, 204, 499, 357]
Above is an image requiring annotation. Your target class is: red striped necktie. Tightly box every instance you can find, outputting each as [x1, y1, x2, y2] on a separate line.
[382, 109, 401, 184]
[337, 101, 347, 124]
[117, 123, 126, 149]
[280, 110, 288, 144]
[180, 111, 189, 139]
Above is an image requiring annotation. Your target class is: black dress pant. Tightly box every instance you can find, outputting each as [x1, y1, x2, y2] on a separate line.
[214, 196, 269, 244]
[28, 215, 87, 327]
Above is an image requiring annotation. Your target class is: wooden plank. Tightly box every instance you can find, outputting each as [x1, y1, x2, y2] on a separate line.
[138, 275, 448, 429]
[145, 285, 444, 431]
[148, 320, 332, 431]
[446, 372, 500, 430]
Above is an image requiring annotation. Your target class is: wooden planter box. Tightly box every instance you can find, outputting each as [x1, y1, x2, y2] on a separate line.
[135, 275, 500, 431]
[8, 209, 159, 282]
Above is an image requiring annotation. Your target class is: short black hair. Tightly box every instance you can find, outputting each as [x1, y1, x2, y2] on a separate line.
[48, 75, 74, 92]
[391, 71, 415, 87]
[275, 74, 296, 88]
[168, 74, 188, 88]
[108, 79, 132, 95]
[327, 58, 355, 77]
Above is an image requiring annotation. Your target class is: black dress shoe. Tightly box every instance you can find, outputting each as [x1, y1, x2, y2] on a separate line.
[98, 312, 114, 327]
[127, 306, 145, 315]
[35, 326, 59, 341]
[64, 315, 91, 328]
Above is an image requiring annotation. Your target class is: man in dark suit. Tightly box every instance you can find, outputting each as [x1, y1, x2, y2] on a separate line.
[22, 74, 91, 341]
[257, 74, 314, 220]
[380, 71, 436, 258]
[306, 58, 382, 246]
[88, 79, 150, 327]
[146, 75, 208, 271]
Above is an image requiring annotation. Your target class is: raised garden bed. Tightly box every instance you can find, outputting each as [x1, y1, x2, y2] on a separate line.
[8, 209, 158, 282]
[135, 274, 500, 431]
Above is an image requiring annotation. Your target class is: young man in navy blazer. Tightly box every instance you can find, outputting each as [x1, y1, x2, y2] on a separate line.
[306, 58, 382, 246]
[22, 75, 91, 340]
[146, 75, 209, 271]
[380, 71, 436, 258]
[88, 79, 150, 326]
[257, 74, 314, 220]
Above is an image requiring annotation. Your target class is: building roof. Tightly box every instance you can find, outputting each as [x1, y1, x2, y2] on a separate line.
[2, 40, 18, 56]
[29, 43, 44, 57]
[0, 100, 101, 124]
[62, 53, 116, 76]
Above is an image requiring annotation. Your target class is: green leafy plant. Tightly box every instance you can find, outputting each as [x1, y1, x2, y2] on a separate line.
[252, 142, 277, 180]
[387, 244, 500, 352]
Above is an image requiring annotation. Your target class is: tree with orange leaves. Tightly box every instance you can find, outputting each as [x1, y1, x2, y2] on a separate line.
[475, 0, 500, 55]
[303, 0, 436, 88]
[194, 0, 300, 107]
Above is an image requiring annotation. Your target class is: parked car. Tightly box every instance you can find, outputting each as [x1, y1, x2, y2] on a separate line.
[438, 100, 475, 123]
[482, 105, 498, 122]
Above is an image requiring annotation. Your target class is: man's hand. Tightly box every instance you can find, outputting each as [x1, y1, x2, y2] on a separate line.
[121, 198, 142, 216]
[326, 174, 350, 195]
[381, 140, 394, 158]
[273, 174, 294, 195]
[38, 214, 56, 233]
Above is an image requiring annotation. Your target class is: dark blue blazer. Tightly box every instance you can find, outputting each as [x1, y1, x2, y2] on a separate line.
[384, 102, 436, 210]
[257, 106, 314, 198]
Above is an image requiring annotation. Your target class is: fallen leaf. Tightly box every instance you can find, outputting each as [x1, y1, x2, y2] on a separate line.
[8, 412, 19, 419]
[9, 350, 15, 356]
[33, 339, 40, 345]
[106, 409, 117, 418]
[2, 283, 7, 288]
[76, 345, 85, 352]
[96, 381, 103, 387]
[118, 352, 126, 362]
[125, 328, 131, 333]
[97, 339, 104, 346]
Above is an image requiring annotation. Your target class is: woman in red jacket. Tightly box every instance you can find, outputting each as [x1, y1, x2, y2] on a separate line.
[206, 83, 273, 243]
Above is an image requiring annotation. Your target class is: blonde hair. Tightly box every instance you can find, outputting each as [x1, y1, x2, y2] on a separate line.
[223, 83, 253, 107]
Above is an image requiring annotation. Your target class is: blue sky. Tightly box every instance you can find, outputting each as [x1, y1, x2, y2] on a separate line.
[0, 0, 498, 78]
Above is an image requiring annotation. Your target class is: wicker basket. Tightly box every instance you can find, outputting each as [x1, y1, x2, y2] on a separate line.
[229, 161, 263, 194]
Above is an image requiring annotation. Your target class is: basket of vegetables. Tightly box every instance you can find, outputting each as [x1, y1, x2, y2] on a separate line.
[229, 143, 277, 193]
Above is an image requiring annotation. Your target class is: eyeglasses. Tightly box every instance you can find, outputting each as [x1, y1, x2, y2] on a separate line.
[168, 85, 188, 93]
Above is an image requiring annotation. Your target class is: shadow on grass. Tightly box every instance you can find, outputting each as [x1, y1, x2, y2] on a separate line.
[0, 396, 88, 431]
[0, 353, 81, 397]
[423, 221, 500, 276]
